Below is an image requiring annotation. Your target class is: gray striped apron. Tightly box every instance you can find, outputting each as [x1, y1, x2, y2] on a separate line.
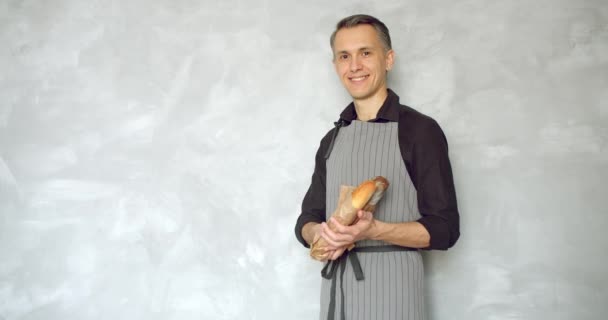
[320, 120, 426, 320]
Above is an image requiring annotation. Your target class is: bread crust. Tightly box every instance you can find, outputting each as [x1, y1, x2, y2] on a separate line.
[351, 180, 377, 209]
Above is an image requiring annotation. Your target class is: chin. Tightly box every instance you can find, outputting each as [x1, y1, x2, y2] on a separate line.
[346, 89, 372, 100]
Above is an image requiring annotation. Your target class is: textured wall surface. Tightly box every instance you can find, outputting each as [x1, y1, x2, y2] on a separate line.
[1, 0, 607, 319]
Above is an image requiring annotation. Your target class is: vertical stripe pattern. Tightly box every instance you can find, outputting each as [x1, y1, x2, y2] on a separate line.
[320, 121, 426, 320]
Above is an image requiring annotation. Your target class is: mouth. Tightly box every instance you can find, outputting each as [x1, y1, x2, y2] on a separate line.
[349, 75, 369, 83]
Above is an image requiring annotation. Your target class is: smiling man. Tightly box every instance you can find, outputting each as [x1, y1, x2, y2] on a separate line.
[295, 14, 460, 320]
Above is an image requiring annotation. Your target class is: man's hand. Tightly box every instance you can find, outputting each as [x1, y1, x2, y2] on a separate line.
[304, 222, 348, 261]
[320, 210, 375, 250]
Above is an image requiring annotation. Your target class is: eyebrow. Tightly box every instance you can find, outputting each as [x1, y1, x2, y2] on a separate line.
[336, 47, 375, 55]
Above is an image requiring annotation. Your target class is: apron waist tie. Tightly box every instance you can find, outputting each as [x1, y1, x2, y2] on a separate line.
[321, 245, 417, 320]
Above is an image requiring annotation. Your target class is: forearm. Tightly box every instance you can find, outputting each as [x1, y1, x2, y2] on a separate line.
[301, 222, 321, 246]
[367, 220, 430, 248]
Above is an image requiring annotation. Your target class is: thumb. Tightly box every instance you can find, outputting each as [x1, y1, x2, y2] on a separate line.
[359, 210, 372, 220]
[358, 210, 365, 218]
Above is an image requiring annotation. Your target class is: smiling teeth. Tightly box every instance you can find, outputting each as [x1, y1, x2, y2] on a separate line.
[351, 76, 367, 81]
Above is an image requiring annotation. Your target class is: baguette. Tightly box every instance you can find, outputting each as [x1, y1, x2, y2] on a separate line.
[310, 176, 389, 261]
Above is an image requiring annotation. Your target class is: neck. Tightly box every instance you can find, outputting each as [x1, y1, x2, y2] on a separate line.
[353, 88, 388, 121]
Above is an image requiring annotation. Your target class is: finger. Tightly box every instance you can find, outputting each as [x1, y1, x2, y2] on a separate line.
[329, 251, 339, 261]
[319, 225, 341, 246]
[326, 244, 336, 251]
[329, 217, 350, 234]
[321, 232, 350, 248]
[330, 248, 345, 261]
[322, 222, 352, 241]
[321, 222, 340, 239]
[329, 217, 345, 228]
[321, 227, 354, 248]
[328, 250, 339, 261]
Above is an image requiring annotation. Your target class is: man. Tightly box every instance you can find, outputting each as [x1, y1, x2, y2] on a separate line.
[294, 14, 460, 320]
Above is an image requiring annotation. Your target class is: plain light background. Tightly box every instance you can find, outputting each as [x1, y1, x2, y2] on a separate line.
[1, 0, 607, 319]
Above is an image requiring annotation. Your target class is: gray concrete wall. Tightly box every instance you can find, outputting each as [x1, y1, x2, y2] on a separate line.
[1, 0, 607, 319]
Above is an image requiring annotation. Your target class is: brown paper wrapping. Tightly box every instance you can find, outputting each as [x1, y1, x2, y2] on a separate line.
[310, 177, 389, 261]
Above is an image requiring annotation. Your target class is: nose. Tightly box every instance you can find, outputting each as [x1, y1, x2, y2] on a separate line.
[349, 55, 362, 72]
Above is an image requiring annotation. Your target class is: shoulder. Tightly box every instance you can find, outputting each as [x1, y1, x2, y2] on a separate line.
[398, 104, 439, 130]
[396, 104, 446, 145]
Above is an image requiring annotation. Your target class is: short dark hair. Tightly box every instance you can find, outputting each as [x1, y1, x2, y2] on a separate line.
[329, 14, 392, 52]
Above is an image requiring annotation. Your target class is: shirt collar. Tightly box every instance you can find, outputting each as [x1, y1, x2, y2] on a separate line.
[339, 88, 401, 123]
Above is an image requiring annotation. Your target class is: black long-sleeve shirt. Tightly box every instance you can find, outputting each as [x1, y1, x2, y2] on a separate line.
[295, 89, 460, 250]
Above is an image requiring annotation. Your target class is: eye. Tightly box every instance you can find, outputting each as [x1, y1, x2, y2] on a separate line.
[362, 51, 371, 57]
[339, 54, 349, 60]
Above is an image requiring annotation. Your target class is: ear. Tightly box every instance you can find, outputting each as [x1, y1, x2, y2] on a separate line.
[385, 49, 395, 71]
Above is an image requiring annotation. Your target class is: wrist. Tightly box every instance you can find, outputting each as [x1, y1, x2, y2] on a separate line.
[365, 219, 381, 241]
[368, 219, 384, 240]
[303, 222, 321, 245]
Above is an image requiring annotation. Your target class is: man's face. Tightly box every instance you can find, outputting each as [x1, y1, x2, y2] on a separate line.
[332, 24, 394, 102]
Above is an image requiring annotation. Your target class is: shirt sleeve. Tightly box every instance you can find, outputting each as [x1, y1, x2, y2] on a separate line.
[294, 131, 332, 248]
[409, 119, 460, 250]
